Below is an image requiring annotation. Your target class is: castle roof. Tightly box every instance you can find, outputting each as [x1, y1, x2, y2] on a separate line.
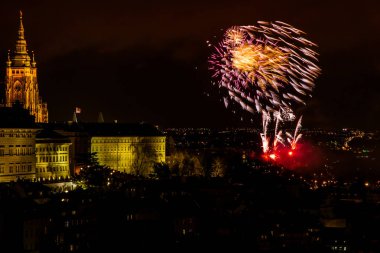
[48, 122, 165, 137]
[35, 129, 71, 144]
[0, 102, 36, 128]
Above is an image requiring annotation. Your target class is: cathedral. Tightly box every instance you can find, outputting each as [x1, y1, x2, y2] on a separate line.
[1, 11, 48, 123]
[0, 12, 166, 183]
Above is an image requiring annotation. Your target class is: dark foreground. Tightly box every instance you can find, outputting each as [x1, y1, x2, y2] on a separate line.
[1, 171, 379, 253]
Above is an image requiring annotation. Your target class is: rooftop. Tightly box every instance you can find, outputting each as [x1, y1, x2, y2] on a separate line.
[48, 122, 165, 137]
[0, 102, 36, 128]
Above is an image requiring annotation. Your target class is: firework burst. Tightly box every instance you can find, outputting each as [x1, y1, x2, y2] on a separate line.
[209, 21, 320, 158]
[209, 22, 321, 117]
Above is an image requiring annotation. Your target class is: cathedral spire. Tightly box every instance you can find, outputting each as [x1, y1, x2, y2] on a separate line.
[18, 10, 25, 41]
[15, 10, 27, 54]
[4, 11, 48, 123]
[11, 10, 31, 66]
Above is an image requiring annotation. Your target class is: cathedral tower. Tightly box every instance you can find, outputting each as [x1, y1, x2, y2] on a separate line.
[4, 11, 48, 123]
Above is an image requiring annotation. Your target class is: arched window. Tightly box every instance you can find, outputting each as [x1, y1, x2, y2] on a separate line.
[13, 80, 23, 102]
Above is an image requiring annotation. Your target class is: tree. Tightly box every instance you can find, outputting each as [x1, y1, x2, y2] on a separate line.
[166, 151, 185, 176]
[166, 136, 176, 156]
[76, 152, 99, 166]
[130, 138, 156, 177]
[210, 157, 226, 177]
[76, 164, 113, 188]
[166, 151, 204, 177]
[153, 162, 170, 179]
[190, 156, 204, 176]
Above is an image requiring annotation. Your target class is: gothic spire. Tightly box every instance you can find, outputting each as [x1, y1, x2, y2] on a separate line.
[16, 10, 27, 54]
[18, 10, 25, 40]
[11, 10, 31, 66]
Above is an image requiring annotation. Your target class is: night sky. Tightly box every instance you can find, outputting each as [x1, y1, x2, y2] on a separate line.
[0, 0, 379, 129]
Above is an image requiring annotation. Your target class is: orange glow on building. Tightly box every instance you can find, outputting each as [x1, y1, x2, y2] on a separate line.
[4, 11, 48, 123]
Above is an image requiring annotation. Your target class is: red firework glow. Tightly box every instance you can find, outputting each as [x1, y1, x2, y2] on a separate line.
[260, 141, 322, 170]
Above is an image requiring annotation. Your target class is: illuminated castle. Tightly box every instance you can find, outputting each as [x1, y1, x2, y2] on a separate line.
[2, 11, 48, 123]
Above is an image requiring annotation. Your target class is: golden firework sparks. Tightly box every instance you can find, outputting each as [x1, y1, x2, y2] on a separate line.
[231, 44, 289, 91]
